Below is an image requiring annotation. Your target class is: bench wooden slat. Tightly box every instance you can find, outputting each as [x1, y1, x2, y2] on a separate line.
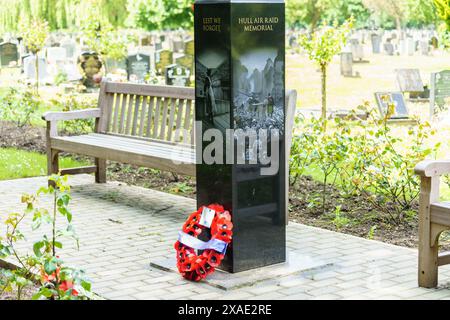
[52, 136, 196, 176]
[167, 98, 177, 141]
[159, 98, 170, 140]
[111, 93, 121, 132]
[103, 93, 115, 132]
[138, 96, 148, 137]
[79, 133, 194, 155]
[174, 99, 185, 142]
[153, 97, 161, 139]
[99, 133, 194, 149]
[131, 95, 142, 136]
[118, 93, 128, 134]
[146, 96, 155, 137]
[105, 82, 195, 99]
[53, 135, 195, 161]
[52, 135, 195, 163]
[184, 100, 193, 145]
[125, 94, 135, 135]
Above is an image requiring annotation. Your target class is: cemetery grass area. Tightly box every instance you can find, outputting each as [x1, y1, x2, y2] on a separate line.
[286, 50, 450, 111]
[0, 148, 89, 180]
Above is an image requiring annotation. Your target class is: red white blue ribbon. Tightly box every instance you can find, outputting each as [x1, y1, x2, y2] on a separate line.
[178, 231, 228, 255]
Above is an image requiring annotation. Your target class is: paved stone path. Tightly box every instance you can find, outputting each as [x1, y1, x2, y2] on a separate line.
[1, 175, 450, 300]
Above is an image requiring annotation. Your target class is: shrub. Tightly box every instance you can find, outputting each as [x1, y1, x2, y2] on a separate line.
[290, 103, 440, 224]
[49, 94, 97, 134]
[0, 175, 92, 300]
[0, 88, 41, 127]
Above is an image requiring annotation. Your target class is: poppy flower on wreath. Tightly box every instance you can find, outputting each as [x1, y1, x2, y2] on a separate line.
[174, 204, 233, 282]
[211, 218, 233, 242]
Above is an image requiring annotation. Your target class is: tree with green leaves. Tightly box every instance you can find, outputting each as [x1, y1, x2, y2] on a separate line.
[126, 0, 193, 31]
[20, 18, 49, 93]
[299, 19, 353, 129]
[435, 0, 450, 30]
[286, 0, 332, 31]
[362, 0, 406, 32]
[405, 0, 437, 28]
[81, 11, 127, 73]
[325, 0, 371, 28]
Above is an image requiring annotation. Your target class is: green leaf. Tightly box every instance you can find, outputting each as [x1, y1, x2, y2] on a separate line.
[33, 241, 44, 257]
[44, 260, 57, 274]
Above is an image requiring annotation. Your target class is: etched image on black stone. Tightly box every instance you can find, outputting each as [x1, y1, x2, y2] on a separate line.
[233, 49, 284, 133]
[196, 51, 230, 131]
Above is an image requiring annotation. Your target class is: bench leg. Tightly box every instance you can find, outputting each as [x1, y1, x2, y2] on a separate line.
[95, 158, 107, 183]
[418, 176, 440, 288]
[418, 234, 439, 288]
[47, 149, 59, 187]
[47, 149, 59, 176]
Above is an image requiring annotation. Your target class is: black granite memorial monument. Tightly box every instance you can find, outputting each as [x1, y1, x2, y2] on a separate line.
[195, 0, 286, 273]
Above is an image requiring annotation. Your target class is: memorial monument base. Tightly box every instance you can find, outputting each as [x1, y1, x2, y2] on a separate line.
[150, 250, 335, 291]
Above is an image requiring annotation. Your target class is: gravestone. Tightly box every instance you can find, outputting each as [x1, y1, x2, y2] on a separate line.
[184, 39, 195, 57]
[374, 92, 409, 119]
[419, 40, 429, 56]
[406, 37, 415, 56]
[349, 39, 364, 62]
[340, 52, 355, 77]
[155, 42, 163, 51]
[155, 49, 173, 75]
[172, 39, 185, 52]
[288, 34, 297, 48]
[371, 34, 381, 54]
[194, 0, 286, 273]
[141, 35, 152, 46]
[383, 41, 394, 55]
[60, 38, 77, 59]
[430, 70, 450, 116]
[23, 55, 48, 81]
[77, 51, 102, 88]
[176, 54, 194, 72]
[126, 53, 150, 82]
[62, 61, 82, 81]
[105, 58, 127, 82]
[46, 47, 67, 64]
[165, 64, 191, 87]
[395, 69, 424, 93]
[0, 42, 19, 67]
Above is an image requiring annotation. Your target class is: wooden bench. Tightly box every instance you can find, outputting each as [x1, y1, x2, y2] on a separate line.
[415, 160, 450, 287]
[43, 81, 297, 218]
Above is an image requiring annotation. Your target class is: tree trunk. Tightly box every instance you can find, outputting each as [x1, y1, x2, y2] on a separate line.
[35, 53, 39, 94]
[321, 64, 327, 129]
[396, 16, 402, 40]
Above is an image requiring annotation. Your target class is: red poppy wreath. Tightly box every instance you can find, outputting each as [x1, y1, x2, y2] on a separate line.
[174, 204, 233, 282]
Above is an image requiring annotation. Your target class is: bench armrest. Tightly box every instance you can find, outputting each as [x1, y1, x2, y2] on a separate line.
[42, 108, 101, 122]
[415, 160, 450, 177]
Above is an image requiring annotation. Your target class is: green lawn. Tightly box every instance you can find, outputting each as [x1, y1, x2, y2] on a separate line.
[0, 148, 89, 180]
